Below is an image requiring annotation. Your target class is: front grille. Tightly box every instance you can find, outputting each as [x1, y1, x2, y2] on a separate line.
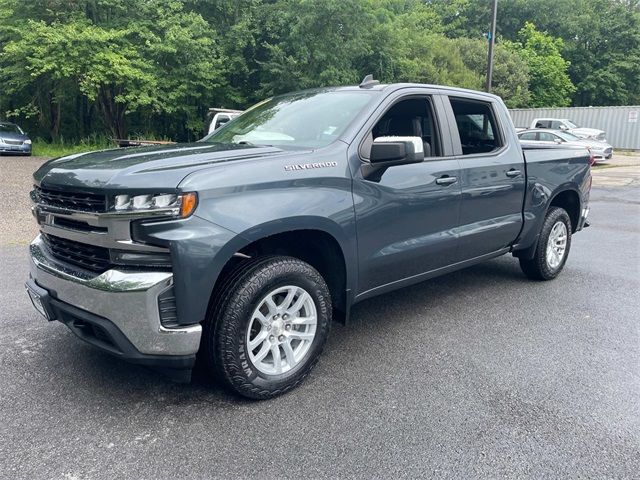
[3, 139, 23, 145]
[35, 186, 107, 212]
[42, 233, 112, 272]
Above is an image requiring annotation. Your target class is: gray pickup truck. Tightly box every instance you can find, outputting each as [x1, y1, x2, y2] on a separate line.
[26, 78, 592, 399]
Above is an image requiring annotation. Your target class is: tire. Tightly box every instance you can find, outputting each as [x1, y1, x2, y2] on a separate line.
[204, 255, 331, 399]
[519, 207, 572, 280]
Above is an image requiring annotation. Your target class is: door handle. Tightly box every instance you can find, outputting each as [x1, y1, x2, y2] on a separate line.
[435, 175, 457, 186]
[506, 169, 522, 178]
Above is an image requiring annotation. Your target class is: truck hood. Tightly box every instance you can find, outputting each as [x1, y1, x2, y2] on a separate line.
[34, 142, 301, 192]
[570, 127, 605, 139]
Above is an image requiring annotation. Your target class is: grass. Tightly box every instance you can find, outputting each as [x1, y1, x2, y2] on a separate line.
[32, 135, 116, 158]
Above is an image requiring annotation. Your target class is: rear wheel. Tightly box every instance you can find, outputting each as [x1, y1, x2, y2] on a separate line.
[519, 207, 572, 280]
[204, 256, 331, 399]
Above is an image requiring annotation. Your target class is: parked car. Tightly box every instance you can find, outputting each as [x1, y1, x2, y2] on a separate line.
[518, 128, 613, 161]
[530, 118, 606, 142]
[26, 79, 591, 399]
[0, 121, 32, 155]
[207, 108, 242, 134]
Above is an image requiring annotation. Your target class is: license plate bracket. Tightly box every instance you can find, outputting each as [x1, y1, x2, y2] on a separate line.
[25, 280, 56, 321]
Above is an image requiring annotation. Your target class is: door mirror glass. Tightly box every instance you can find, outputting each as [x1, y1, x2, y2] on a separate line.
[370, 136, 425, 165]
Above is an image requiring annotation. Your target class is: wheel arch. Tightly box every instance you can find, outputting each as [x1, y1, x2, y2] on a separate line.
[514, 186, 581, 260]
[548, 187, 581, 233]
[208, 218, 355, 324]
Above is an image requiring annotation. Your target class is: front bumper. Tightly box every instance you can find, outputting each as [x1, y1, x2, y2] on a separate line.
[0, 142, 31, 154]
[27, 235, 201, 376]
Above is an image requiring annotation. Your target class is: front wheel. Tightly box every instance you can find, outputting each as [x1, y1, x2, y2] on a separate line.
[519, 206, 572, 280]
[205, 256, 331, 399]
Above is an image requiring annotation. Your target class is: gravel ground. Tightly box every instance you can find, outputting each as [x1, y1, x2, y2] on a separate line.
[0, 153, 638, 479]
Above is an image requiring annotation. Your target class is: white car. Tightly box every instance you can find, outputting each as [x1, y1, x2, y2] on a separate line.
[518, 128, 613, 161]
[530, 118, 606, 142]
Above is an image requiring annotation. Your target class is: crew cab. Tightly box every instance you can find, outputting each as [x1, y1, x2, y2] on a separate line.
[26, 78, 592, 399]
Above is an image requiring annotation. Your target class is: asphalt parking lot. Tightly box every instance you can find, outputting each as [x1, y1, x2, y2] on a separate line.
[1, 155, 639, 479]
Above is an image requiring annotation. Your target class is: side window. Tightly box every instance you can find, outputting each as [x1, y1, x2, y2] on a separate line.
[550, 121, 563, 130]
[364, 97, 440, 159]
[535, 120, 550, 128]
[538, 132, 556, 141]
[449, 98, 503, 155]
[519, 132, 537, 140]
[215, 115, 231, 129]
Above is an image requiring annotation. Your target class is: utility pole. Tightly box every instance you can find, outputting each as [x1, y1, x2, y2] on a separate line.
[486, 0, 498, 92]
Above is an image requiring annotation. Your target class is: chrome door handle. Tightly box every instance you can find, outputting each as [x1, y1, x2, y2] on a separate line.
[506, 169, 522, 178]
[435, 176, 457, 186]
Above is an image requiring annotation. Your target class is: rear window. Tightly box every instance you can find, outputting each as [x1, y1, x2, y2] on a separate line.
[519, 132, 537, 141]
[449, 98, 502, 155]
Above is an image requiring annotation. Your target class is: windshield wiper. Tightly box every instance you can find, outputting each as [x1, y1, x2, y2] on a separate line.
[237, 140, 273, 147]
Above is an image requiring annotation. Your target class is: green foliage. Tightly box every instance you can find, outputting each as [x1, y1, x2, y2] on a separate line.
[0, 0, 220, 140]
[0, 0, 636, 144]
[32, 135, 116, 158]
[427, 0, 640, 106]
[509, 22, 575, 107]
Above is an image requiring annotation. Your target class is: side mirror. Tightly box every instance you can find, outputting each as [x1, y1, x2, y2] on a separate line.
[559, 124, 568, 131]
[370, 136, 425, 165]
[554, 138, 563, 144]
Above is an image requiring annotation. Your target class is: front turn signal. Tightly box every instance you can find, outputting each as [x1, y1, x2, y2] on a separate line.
[180, 192, 198, 218]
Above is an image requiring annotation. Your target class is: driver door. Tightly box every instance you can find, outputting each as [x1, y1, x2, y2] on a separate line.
[352, 94, 462, 297]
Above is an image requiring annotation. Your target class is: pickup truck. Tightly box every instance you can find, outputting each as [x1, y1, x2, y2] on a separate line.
[530, 117, 607, 142]
[26, 78, 592, 399]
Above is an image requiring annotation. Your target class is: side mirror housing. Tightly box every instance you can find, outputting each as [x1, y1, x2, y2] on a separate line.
[370, 136, 425, 165]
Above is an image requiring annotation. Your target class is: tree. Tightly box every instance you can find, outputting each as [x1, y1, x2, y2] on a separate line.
[0, 0, 221, 140]
[509, 22, 575, 107]
[427, 0, 640, 106]
[456, 38, 530, 108]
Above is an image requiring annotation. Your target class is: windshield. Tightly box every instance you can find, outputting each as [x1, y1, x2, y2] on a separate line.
[565, 119, 579, 128]
[202, 90, 376, 148]
[556, 131, 581, 141]
[0, 123, 22, 134]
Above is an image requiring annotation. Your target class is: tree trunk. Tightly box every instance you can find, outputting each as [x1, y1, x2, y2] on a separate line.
[99, 86, 127, 139]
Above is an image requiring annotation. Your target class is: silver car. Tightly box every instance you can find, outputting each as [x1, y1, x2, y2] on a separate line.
[518, 129, 613, 161]
[0, 121, 32, 156]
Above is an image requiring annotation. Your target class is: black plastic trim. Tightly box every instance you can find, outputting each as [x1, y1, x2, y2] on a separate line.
[46, 295, 195, 380]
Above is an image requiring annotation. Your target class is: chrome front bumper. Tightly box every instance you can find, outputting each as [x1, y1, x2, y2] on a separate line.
[28, 235, 201, 357]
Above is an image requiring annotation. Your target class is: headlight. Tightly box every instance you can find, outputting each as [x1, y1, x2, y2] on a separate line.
[111, 192, 198, 218]
[24, 139, 32, 145]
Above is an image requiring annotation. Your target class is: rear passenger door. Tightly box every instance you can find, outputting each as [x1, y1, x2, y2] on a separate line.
[443, 96, 526, 261]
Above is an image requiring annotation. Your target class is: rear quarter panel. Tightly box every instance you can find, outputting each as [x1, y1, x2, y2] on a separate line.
[515, 144, 591, 251]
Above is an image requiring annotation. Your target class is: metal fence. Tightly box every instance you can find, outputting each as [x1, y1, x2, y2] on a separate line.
[508, 106, 640, 150]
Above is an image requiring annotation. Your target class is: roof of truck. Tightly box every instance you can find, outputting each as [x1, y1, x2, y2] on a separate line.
[286, 83, 502, 102]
